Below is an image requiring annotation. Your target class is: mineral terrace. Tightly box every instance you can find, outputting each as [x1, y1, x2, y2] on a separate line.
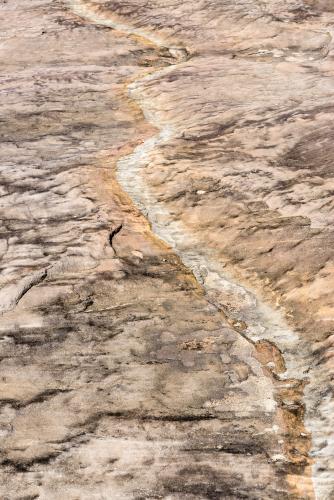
[0, 1, 333, 499]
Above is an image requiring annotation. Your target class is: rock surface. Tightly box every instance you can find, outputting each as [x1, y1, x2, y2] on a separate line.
[0, 1, 333, 498]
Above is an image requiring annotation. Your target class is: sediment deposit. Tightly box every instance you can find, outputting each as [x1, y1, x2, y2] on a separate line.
[1, 1, 333, 498]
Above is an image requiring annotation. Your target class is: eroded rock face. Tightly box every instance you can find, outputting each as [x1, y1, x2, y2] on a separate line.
[0, 1, 333, 499]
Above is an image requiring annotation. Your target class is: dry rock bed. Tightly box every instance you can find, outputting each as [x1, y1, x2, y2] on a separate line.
[0, 1, 334, 499]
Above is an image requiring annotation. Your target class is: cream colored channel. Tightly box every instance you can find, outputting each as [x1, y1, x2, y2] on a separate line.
[67, 2, 331, 497]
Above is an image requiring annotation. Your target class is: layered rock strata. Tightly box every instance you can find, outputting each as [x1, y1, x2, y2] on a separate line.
[0, 1, 333, 498]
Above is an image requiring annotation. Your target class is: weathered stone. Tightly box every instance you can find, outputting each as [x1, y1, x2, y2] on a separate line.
[0, 0, 333, 498]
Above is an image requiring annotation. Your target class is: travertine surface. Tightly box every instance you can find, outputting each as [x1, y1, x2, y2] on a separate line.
[0, 1, 333, 499]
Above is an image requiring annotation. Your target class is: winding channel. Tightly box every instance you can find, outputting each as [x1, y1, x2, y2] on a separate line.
[67, 1, 329, 497]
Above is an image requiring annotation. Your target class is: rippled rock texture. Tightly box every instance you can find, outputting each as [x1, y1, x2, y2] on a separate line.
[1, 1, 333, 499]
